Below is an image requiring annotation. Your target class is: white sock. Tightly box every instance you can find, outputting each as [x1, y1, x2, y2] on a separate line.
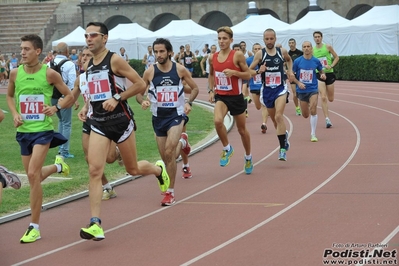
[223, 144, 231, 151]
[55, 164, 62, 173]
[245, 154, 252, 160]
[310, 114, 318, 135]
[103, 183, 112, 190]
[30, 223, 39, 230]
[179, 138, 186, 149]
[167, 188, 174, 195]
[182, 163, 189, 168]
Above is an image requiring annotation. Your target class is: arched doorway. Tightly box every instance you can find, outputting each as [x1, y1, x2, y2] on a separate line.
[149, 13, 180, 31]
[259, 8, 280, 19]
[346, 4, 372, 19]
[104, 15, 132, 30]
[199, 11, 232, 31]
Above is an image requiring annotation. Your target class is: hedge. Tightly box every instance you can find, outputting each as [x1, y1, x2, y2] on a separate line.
[334, 54, 399, 82]
[129, 55, 399, 82]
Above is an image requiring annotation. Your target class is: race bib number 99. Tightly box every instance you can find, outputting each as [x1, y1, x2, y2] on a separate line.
[88, 71, 112, 102]
[157, 86, 178, 108]
[19, 95, 45, 121]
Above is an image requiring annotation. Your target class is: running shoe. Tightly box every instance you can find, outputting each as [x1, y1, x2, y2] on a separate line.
[244, 158, 254, 175]
[182, 166, 192, 179]
[0, 165, 21, 189]
[20, 226, 41, 243]
[278, 148, 287, 161]
[61, 153, 75, 159]
[220, 146, 234, 167]
[80, 222, 105, 241]
[54, 155, 70, 176]
[245, 96, 252, 104]
[115, 146, 124, 167]
[285, 130, 290, 151]
[295, 107, 302, 116]
[180, 132, 191, 155]
[102, 188, 117, 200]
[261, 124, 267, 134]
[311, 135, 318, 142]
[155, 160, 170, 192]
[161, 192, 176, 206]
[326, 118, 333, 128]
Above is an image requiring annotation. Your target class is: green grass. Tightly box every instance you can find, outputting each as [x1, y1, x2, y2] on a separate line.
[0, 95, 214, 216]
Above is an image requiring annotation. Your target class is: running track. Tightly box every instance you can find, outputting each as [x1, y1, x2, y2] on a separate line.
[0, 80, 398, 266]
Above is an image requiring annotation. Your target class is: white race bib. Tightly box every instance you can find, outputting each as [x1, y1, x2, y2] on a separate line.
[215, 71, 232, 91]
[299, 69, 313, 84]
[87, 71, 112, 102]
[157, 85, 179, 108]
[19, 94, 45, 121]
[265, 72, 281, 87]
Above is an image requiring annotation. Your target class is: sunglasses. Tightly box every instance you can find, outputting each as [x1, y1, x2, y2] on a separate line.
[84, 32, 105, 39]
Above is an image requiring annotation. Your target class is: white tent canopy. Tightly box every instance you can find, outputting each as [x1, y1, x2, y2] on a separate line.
[52, 26, 86, 47]
[137, 19, 217, 60]
[277, 10, 349, 49]
[107, 23, 153, 59]
[332, 4, 399, 55]
[232, 15, 289, 48]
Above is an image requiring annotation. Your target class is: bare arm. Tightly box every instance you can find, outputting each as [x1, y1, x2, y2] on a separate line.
[228, 51, 251, 80]
[327, 44, 339, 68]
[142, 54, 147, 65]
[112, 54, 146, 100]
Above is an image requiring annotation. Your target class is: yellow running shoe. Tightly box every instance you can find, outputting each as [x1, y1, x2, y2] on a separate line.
[155, 160, 170, 192]
[80, 223, 105, 241]
[311, 135, 318, 142]
[102, 188, 117, 200]
[20, 226, 41, 243]
[54, 155, 70, 176]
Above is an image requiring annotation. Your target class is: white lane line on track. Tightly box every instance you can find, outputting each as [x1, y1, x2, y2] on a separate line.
[180, 110, 361, 266]
[337, 93, 399, 103]
[336, 99, 399, 117]
[358, 225, 399, 266]
[12, 118, 293, 266]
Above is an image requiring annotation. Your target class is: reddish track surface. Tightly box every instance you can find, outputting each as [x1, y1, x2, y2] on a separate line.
[1, 80, 398, 266]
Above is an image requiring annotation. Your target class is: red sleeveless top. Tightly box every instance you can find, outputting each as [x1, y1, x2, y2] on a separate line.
[212, 50, 242, 96]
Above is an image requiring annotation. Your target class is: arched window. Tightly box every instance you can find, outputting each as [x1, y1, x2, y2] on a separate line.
[258, 8, 280, 19]
[199, 11, 232, 30]
[149, 13, 180, 31]
[346, 4, 372, 20]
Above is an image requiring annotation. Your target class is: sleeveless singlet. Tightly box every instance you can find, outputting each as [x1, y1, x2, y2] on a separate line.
[148, 62, 185, 118]
[15, 64, 54, 133]
[259, 47, 285, 89]
[86, 51, 133, 126]
[212, 50, 242, 96]
[313, 44, 334, 73]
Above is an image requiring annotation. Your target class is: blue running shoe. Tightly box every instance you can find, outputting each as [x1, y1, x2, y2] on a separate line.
[279, 148, 287, 161]
[285, 130, 290, 151]
[220, 146, 234, 167]
[244, 157, 253, 174]
[326, 118, 333, 128]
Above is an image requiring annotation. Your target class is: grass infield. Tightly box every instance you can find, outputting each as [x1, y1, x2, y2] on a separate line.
[0, 95, 214, 216]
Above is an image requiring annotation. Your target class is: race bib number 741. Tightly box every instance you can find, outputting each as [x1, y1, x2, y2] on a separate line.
[19, 94, 45, 121]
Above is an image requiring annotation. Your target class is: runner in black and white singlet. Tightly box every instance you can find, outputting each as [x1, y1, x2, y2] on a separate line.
[249, 28, 294, 161]
[139, 38, 199, 206]
[78, 22, 170, 242]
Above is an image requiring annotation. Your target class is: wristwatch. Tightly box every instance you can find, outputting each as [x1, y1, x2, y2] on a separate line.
[113, 94, 121, 102]
[55, 104, 61, 112]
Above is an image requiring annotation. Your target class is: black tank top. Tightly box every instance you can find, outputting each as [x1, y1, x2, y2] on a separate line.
[86, 51, 134, 126]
